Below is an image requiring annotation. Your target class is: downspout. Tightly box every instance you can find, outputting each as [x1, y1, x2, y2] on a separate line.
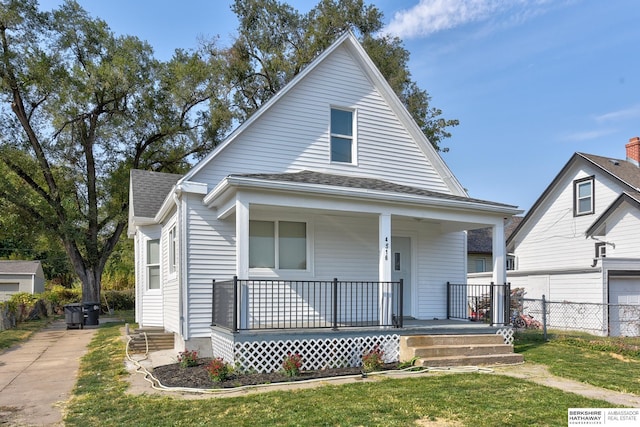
[173, 188, 187, 340]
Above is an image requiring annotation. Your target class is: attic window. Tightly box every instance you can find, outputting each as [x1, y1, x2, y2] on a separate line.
[330, 107, 355, 163]
[574, 176, 594, 216]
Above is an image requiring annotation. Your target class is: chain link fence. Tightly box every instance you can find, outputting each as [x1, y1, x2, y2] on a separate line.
[512, 296, 640, 338]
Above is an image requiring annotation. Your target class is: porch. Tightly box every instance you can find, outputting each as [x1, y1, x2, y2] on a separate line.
[210, 279, 514, 372]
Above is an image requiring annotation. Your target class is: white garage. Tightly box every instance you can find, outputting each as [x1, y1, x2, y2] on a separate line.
[608, 275, 640, 337]
[0, 261, 46, 302]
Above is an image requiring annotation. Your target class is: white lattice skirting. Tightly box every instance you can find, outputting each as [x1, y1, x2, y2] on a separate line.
[212, 330, 400, 373]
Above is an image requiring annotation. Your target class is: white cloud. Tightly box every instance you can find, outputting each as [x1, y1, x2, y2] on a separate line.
[594, 104, 640, 123]
[560, 129, 617, 142]
[382, 0, 551, 39]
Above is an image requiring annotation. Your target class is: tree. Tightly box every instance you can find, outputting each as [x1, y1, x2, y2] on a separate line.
[0, 0, 231, 302]
[227, 0, 458, 151]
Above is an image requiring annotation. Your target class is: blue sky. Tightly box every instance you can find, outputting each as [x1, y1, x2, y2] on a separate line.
[40, 0, 640, 213]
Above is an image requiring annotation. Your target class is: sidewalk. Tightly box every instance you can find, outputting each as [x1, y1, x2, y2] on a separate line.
[0, 319, 97, 426]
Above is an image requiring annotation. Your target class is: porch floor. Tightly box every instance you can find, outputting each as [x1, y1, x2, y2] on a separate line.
[215, 318, 508, 339]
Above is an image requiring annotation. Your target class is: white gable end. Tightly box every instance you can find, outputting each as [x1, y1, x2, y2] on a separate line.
[511, 160, 628, 271]
[190, 42, 454, 195]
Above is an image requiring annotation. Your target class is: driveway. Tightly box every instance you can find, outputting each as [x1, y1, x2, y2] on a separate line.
[0, 319, 96, 426]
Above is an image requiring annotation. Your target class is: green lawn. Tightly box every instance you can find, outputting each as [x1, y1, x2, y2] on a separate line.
[62, 321, 627, 427]
[514, 330, 640, 395]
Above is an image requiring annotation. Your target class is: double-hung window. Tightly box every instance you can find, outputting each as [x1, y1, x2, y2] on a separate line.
[249, 220, 307, 270]
[574, 176, 594, 216]
[330, 107, 355, 163]
[147, 239, 160, 290]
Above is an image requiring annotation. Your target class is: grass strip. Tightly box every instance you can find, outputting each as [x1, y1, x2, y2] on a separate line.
[0, 317, 52, 351]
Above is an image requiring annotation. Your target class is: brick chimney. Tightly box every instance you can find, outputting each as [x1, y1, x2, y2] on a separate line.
[626, 136, 640, 167]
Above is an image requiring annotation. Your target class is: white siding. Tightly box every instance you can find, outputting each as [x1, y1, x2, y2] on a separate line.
[162, 215, 180, 333]
[416, 228, 466, 319]
[190, 45, 451, 194]
[314, 214, 378, 280]
[185, 193, 236, 338]
[136, 225, 163, 327]
[601, 208, 640, 258]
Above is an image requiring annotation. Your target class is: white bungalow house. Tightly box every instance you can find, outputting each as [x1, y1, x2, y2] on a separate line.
[128, 32, 521, 372]
[481, 137, 640, 337]
[0, 260, 45, 302]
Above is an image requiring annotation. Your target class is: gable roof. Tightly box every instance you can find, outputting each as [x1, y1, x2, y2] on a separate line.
[0, 260, 43, 276]
[585, 192, 640, 237]
[180, 31, 467, 197]
[507, 151, 640, 247]
[129, 169, 183, 219]
[467, 216, 523, 253]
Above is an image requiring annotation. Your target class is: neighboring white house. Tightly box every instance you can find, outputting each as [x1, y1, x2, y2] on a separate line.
[128, 32, 520, 371]
[0, 260, 45, 302]
[497, 137, 640, 336]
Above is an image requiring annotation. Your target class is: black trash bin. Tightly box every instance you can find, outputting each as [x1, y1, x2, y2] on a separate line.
[64, 303, 84, 329]
[83, 302, 100, 326]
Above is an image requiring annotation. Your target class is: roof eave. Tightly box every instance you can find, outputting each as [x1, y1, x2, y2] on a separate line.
[206, 176, 521, 216]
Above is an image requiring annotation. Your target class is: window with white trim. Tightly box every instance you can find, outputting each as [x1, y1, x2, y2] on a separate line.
[474, 258, 486, 273]
[249, 220, 307, 270]
[506, 255, 516, 271]
[574, 176, 594, 216]
[147, 239, 160, 290]
[330, 107, 354, 163]
[169, 226, 177, 274]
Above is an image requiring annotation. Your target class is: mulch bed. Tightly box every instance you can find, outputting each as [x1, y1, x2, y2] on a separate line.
[153, 359, 399, 389]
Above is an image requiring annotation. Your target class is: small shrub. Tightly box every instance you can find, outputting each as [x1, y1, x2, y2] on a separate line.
[362, 346, 384, 372]
[282, 353, 303, 377]
[206, 357, 231, 382]
[177, 350, 198, 368]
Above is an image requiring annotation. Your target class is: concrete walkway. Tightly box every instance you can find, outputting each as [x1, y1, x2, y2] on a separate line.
[0, 319, 97, 426]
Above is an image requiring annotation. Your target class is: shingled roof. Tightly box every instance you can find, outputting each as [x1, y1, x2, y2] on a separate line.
[232, 170, 517, 209]
[0, 260, 44, 276]
[130, 169, 183, 219]
[467, 217, 523, 254]
[580, 152, 640, 195]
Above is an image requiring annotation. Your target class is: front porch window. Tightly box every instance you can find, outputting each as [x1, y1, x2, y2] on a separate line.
[249, 220, 307, 270]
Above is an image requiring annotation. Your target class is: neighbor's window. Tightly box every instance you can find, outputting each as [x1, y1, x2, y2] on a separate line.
[574, 176, 594, 216]
[330, 108, 354, 163]
[169, 226, 177, 274]
[595, 242, 606, 258]
[147, 239, 160, 290]
[475, 258, 486, 273]
[506, 255, 516, 271]
[249, 220, 307, 270]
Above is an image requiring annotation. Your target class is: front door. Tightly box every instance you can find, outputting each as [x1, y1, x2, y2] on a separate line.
[391, 236, 412, 317]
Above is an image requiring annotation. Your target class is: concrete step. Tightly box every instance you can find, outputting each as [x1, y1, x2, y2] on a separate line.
[403, 334, 503, 347]
[416, 353, 524, 367]
[413, 343, 515, 358]
[400, 334, 523, 367]
[128, 330, 174, 353]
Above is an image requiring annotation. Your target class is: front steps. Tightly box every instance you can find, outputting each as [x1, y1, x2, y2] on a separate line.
[400, 334, 524, 367]
[127, 327, 174, 353]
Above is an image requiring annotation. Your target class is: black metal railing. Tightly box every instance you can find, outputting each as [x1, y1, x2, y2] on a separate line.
[212, 277, 403, 332]
[446, 282, 511, 326]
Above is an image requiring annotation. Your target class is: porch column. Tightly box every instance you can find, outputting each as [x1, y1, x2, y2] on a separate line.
[236, 198, 249, 329]
[491, 220, 506, 324]
[379, 213, 392, 326]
